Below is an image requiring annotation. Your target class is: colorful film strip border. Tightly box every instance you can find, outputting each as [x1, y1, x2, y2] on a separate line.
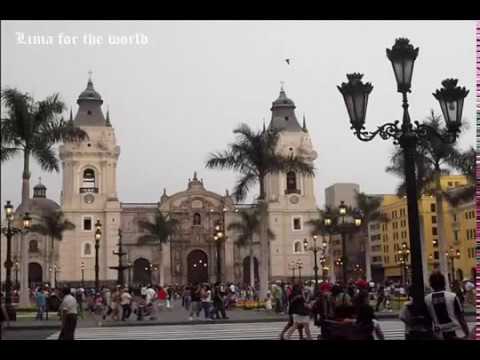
[476, 20, 480, 341]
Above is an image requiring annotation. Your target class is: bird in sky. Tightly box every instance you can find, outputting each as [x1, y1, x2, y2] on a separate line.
[285, 58, 290, 65]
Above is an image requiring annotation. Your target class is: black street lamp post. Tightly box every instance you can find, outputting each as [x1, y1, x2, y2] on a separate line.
[80, 262, 85, 288]
[94, 220, 102, 293]
[1, 201, 31, 320]
[445, 247, 460, 284]
[14, 258, 19, 289]
[109, 229, 131, 287]
[335, 258, 344, 281]
[398, 242, 410, 287]
[337, 38, 468, 338]
[304, 235, 328, 293]
[296, 260, 303, 283]
[288, 261, 296, 283]
[213, 209, 227, 284]
[337, 201, 362, 285]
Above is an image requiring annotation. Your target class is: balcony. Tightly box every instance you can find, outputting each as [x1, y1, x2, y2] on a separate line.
[80, 187, 98, 194]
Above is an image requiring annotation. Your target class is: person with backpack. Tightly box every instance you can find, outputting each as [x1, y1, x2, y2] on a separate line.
[212, 283, 229, 319]
[424, 271, 470, 340]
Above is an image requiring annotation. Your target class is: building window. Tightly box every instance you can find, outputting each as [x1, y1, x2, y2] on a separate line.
[434, 251, 439, 260]
[453, 214, 457, 222]
[431, 216, 437, 224]
[193, 213, 201, 226]
[453, 230, 458, 242]
[83, 216, 93, 231]
[447, 182, 453, 187]
[432, 227, 437, 236]
[29, 240, 39, 253]
[292, 217, 302, 231]
[293, 241, 303, 254]
[81, 241, 94, 257]
[82, 168, 96, 188]
[286, 171, 299, 194]
[431, 204, 436, 212]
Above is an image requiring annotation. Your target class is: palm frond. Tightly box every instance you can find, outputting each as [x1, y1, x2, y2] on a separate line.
[232, 171, 257, 203]
[0, 146, 20, 162]
[31, 142, 59, 172]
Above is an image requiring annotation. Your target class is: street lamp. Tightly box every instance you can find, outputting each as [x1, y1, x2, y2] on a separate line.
[49, 265, 60, 287]
[336, 201, 362, 285]
[13, 258, 19, 289]
[288, 260, 297, 283]
[398, 242, 410, 287]
[80, 262, 85, 288]
[94, 220, 102, 293]
[296, 259, 303, 283]
[1, 202, 31, 320]
[213, 218, 225, 283]
[445, 247, 460, 284]
[337, 37, 468, 338]
[304, 235, 329, 293]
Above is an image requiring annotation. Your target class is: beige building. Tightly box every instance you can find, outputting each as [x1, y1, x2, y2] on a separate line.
[3, 79, 321, 292]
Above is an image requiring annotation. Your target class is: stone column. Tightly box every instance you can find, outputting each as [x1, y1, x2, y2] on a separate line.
[19, 233, 30, 307]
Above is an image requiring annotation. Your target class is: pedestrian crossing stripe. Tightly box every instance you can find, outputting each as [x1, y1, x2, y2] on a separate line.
[47, 321, 406, 340]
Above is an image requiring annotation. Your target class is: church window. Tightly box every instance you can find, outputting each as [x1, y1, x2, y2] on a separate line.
[286, 171, 298, 194]
[293, 241, 303, 254]
[81, 168, 97, 193]
[87, 110, 92, 115]
[193, 213, 201, 226]
[29, 240, 39, 253]
[292, 217, 302, 231]
[84, 243, 92, 255]
[83, 216, 93, 231]
[81, 241, 94, 257]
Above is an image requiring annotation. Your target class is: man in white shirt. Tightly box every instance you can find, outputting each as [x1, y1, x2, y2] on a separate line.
[424, 271, 470, 340]
[120, 288, 132, 321]
[58, 288, 78, 340]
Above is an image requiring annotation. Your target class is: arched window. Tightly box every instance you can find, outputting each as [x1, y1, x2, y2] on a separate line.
[84, 243, 92, 256]
[293, 241, 303, 254]
[81, 168, 97, 193]
[286, 171, 298, 194]
[81, 241, 94, 257]
[193, 213, 201, 226]
[29, 240, 39, 253]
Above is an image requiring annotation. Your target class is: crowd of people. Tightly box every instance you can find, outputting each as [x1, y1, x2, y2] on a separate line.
[0, 271, 475, 340]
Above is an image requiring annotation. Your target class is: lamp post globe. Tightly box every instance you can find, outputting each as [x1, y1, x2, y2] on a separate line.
[386, 38, 419, 94]
[433, 78, 469, 133]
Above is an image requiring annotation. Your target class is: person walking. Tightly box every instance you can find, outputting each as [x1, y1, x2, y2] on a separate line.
[354, 304, 385, 340]
[189, 284, 201, 320]
[35, 288, 47, 320]
[75, 288, 85, 320]
[120, 288, 132, 321]
[375, 285, 386, 312]
[424, 271, 470, 340]
[284, 284, 312, 340]
[200, 285, 214, 320]
[213, 283, 229, 319]
[58, 287, 78, 340]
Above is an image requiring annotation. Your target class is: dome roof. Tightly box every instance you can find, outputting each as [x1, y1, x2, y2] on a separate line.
[271, 88, 296, 109]
[15, 197, 60, 217]
[77, 78, 103, 104]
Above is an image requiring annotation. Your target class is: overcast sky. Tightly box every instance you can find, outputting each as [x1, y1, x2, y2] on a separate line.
[1, 21, 476, 208]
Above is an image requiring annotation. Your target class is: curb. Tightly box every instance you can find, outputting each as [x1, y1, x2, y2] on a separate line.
[6, 310, 475, 331]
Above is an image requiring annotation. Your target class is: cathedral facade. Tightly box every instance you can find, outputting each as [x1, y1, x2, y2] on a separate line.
[7, 78, 321, 290]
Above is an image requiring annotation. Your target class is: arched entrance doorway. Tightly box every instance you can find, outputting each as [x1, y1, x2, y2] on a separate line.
[28, 262, 43, 288]
[242, 256, 259, 286]
[187, 250, 208, 285]
[133, 258, 151, 286]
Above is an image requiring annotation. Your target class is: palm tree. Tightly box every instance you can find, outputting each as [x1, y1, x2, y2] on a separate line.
[386, 110, 462, 287]
[444, 147, 475, 206]
[137, 210, 179, 286]
[1, 88, 88, 203]
[227, 203, 275, 288]
[205, 123, 315, 298]
[354, 192, 390, 282]
[29, 210, 75, 286]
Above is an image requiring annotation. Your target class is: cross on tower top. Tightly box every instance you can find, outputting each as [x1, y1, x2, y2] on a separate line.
[88, 70, 93, 81]
[280, 81, 285, 90]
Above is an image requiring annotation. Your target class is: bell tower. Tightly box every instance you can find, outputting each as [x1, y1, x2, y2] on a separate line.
[265, 85, 318, 281]
[58, 74, 121, 285]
